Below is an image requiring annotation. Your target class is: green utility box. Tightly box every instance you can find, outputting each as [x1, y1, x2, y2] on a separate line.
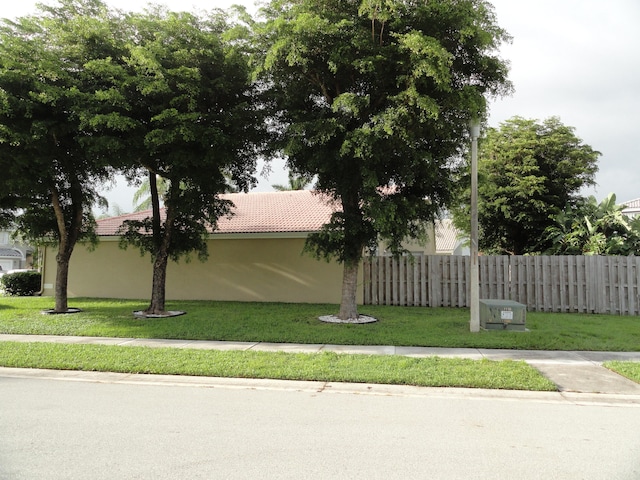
[479, 299, 526, 331]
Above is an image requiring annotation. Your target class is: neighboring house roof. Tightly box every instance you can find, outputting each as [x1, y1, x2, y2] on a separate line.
[96, 190, 338, 236]
[435, 219, 460, 254]
[623, 198, 640, 208]
[622, 198, 640, 216]
[0, 248, 23, 258]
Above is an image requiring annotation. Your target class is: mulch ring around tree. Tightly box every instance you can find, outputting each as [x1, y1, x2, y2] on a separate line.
[318, 315, 377, 324]
[133, 310, 186, 319]
[41, 308, 83, 315]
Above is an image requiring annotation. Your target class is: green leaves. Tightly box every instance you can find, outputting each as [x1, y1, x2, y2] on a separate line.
[544, 193, 640, 256]
[331, 92, 370, 117]
[468, 116, 601, 255]
[0, 0, 121, 242]
[397, 30, 453, 89]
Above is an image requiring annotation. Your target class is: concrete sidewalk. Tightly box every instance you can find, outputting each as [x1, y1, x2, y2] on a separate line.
[2, 333, 640, 397]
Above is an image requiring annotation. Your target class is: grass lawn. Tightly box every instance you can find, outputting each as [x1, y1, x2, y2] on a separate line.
[605, 361, 640, 384]
[1, 296, 639, 351]
[0, 341, 557, 391]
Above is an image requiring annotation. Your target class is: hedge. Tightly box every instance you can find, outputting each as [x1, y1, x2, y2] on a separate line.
[1, 270, 41, 296]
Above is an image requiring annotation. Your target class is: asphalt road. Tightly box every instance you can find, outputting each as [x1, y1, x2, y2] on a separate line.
[1, 371, 639, 480]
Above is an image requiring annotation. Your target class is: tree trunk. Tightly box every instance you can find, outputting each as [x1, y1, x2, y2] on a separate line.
[145, 173, 174, 316]
[338, 260, 360, 320]
[51, 185, 82, 313]
[149, 170, 162, 250]
[146, 242, 169, 315]
[54, 247, 71, 312]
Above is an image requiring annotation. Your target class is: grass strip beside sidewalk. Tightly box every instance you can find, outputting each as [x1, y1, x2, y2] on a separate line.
[0, 341, 556, 391]
[604, 361, 640, 384]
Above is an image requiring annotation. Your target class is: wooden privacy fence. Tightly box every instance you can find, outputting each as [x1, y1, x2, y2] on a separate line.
[362, 255, 640, 315]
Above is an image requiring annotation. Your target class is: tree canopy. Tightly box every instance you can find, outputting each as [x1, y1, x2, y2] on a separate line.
[0, 0, 267, 315]
[453, 116, 600, 255]
[256, 0, 511, 319]
[92, 8, 267, 315]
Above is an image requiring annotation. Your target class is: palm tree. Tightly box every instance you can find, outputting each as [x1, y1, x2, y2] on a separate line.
[133, 172, 238, 212]
[96, 203, 128, 219]
[132, 175, 169, 212]
[272, 171, 313, 191]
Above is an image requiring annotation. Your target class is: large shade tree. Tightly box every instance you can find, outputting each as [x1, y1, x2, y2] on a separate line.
[0, 0, 125, 312]
[92, 8, 266, 315]
[453, 116, 600, 255]
[256, 0, 511, 320]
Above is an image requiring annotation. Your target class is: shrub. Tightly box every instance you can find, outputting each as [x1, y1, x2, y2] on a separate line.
[1, 271, 41, 296]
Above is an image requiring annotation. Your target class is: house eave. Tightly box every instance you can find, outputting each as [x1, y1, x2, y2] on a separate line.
[95, 231, 313, 242]
[210, 231, 312, 240]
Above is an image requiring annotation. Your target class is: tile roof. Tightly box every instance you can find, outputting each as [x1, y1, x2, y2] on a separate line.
[96, 190, 338, 236]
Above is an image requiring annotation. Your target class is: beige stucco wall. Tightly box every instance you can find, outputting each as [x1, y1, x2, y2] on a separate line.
[42, 234, 362, 304]
[376, 222, 437, 255]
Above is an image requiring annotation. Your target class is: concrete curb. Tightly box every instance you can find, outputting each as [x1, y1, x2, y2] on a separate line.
[1, 366, 639, 407]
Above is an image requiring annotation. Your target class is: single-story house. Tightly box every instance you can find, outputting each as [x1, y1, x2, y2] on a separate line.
[41, 190, 438, 304]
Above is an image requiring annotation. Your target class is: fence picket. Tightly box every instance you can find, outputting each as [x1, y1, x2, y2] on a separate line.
[628, 257, 637, 315]
[635, 257, 640, 315]
[363, 254, 639, 315]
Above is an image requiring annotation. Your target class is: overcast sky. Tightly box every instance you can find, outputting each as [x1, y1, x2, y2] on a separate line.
[4, 0, 639, 211]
